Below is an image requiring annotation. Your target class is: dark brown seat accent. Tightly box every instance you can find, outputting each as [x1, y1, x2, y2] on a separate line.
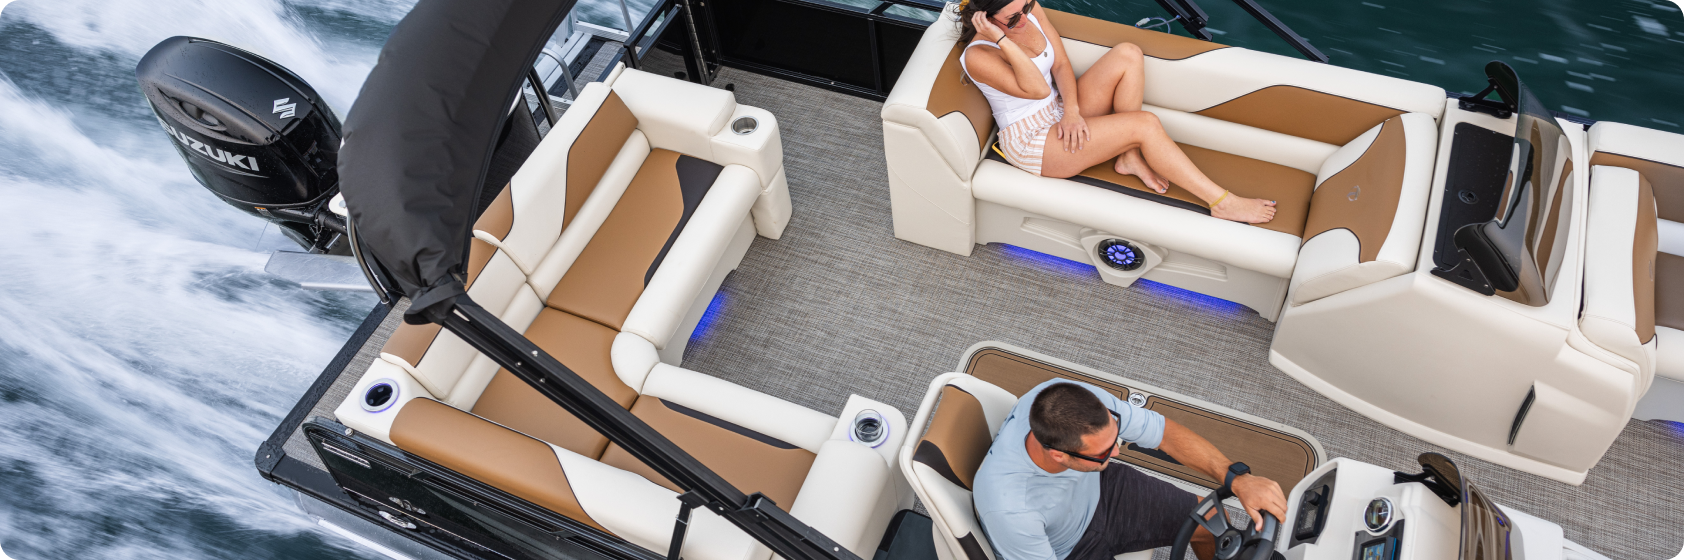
[988, 141, 1314, 237]
[1591, 151, 1684, 222]
[391, 398, 606, 532]
[1302, 117, 1408, 260]
[547, 149, 724, 329]
[1636, 176, 1658, 344]
[911, 386, 994, 491]
[471, 308, 638, 458]
[1193, 85, 1407, 146]
[599, 396, 816, 509]
[1656, 252, 1684, 332]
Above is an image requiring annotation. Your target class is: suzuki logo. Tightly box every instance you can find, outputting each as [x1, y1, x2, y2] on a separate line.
[1347, 185, 1361, 201]
[273, 98, 296, 119]
[159, 121, 261, 173]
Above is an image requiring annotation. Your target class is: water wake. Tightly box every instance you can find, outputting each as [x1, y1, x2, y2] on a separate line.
[0, 0, 413, 557]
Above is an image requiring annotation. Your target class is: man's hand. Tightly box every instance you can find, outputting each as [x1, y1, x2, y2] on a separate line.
[1230, 473, 1288, 530]
[1055, 112, 1088, 153]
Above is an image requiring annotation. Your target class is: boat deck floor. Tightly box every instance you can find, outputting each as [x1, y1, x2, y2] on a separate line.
[286, 54, 1684, 559]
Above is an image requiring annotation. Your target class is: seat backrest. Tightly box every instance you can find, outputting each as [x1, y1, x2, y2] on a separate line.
[883, 7, 1446, 180]
[1580, 164, 1658, 377]
[900, 373, 1018, 560]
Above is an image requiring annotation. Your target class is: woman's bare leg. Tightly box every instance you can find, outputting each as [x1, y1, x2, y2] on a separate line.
[1042, 111, 1277, 224]
[1073, 42, 1165, 193]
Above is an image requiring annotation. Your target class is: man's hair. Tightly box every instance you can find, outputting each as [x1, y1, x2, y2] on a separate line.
[1029, 383, 1112, 452]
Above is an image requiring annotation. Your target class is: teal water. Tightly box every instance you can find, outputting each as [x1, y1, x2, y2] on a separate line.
[1047, 0, 1684, 128]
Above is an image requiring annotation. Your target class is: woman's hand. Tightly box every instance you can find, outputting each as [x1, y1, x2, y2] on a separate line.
[1055, 111, 1089, 153]
[971, 11, 1005, 43]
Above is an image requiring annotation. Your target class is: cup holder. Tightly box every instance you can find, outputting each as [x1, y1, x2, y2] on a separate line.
[850, 409, 889, 447]
[362, 379, 399, 412]
[731, 116, 758, 136]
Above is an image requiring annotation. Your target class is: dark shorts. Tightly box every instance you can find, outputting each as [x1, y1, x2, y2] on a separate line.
[1065, 463, 1197, 559]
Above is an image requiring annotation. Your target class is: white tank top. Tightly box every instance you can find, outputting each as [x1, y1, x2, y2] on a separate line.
[959, 13, 1057, 130]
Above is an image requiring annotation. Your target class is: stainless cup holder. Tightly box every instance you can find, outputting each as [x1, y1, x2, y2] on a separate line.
[850, 409, 888, 447]
[731, 116, 758, 135]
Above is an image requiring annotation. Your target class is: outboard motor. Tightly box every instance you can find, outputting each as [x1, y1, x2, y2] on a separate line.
[137, 36, 346, 253]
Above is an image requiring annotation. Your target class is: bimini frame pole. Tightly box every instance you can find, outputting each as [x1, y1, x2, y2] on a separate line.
[437, 294, 863, 560]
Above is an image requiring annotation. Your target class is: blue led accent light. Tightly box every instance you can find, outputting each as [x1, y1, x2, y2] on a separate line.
[689, 291, 729, 343]
[998, 244, 1096, 277]
[1135, 279, 1245, 313]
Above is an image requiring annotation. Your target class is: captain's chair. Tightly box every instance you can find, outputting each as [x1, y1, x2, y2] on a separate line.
[899, 373, 1152, 560]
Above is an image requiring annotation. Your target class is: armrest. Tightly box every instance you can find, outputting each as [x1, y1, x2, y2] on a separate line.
[1290, 112, 1437, 305]
[789, 439, 897, 556]
[611, 69, 737, 158]
[638, 364, 839, 453]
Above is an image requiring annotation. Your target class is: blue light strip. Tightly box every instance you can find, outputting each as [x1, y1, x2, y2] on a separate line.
[997, 244, 1245, 313]
[689, 291, 729, 343]
[997, 244, 1096, 277]
[1134, 278, 1245, 313]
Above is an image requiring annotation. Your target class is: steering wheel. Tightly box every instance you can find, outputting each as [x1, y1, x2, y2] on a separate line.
[1168, 463, 1280, 560]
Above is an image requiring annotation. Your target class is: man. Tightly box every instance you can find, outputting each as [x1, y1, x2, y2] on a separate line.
[973, 380, 1287, 560]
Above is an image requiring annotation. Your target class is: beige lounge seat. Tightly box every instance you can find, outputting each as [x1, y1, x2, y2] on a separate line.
[882, 7, 1442, 320]
[1584, 121, 1684, 423]
[333, 68, 905, 560]
[899, 373, 1150, 560]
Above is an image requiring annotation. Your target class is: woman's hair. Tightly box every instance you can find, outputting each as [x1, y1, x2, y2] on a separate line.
[955, 0, 1017, 44]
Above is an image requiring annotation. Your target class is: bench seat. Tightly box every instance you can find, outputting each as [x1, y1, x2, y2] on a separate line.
[334, 69, 902, 560]
[883, 7, 1442, 320]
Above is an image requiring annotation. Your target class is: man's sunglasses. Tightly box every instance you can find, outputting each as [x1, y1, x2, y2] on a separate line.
[996, 0, 1038, 30]
[1044, 410, 1122, 464]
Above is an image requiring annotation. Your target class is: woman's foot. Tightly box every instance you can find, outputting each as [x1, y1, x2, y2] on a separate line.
[1114, 150, 1169, 194]
[1211, 194, 1277, 224]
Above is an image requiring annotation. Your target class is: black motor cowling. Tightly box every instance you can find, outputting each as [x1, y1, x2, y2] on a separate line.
[137, 36, 345, 252]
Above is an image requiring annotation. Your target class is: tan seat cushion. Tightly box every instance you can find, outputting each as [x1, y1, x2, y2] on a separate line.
[1656, 252, 1684, 332]
[987, 142, 1314, 237]
[471, 308, 638, 458]
[911, 385, 994, 491]
[599, 396, 816, 510]
[547, 150, 724, 329]
[391, 398, 606, 532]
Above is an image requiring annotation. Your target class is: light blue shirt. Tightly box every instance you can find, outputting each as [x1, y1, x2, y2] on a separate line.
[972, 380, 1166, 560]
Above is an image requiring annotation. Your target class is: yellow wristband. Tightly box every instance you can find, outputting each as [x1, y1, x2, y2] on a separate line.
[1211, 189, 1230, 208]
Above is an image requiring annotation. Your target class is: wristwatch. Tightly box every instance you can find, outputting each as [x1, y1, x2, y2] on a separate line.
[1224, 462, 1251, 489]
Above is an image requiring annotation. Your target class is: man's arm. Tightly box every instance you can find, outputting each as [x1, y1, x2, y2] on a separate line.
[1153, 419, 1288, 528]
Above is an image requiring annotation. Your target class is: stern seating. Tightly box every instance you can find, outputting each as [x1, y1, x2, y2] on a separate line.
[1582, 122, 1684, 414]
[882, 8, 1442, 320]
[334, 69, 902, 560]
[898, 373, 1150, 560]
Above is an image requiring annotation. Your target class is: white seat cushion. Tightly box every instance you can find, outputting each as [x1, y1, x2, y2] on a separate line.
[1579, 165, 1657, 371]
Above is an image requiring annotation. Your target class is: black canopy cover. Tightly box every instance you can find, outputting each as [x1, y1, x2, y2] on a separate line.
[339, 0, 574, 322]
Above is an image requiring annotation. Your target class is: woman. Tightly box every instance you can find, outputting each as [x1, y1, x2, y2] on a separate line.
[959, 0, 1276, 224]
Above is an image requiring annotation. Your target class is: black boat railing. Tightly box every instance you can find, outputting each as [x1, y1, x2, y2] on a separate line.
[1153, 0, 1328, 63]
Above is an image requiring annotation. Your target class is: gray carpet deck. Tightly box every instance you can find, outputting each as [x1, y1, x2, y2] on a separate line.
[668, 63, 1684, 559]
[287, 53, 1684, 559]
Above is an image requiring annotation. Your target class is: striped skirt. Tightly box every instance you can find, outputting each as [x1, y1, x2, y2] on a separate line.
[996, 97, 1065, 177]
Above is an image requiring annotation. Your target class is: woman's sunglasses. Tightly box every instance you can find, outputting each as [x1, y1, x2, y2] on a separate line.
[996, 0, 1038, 29]
[1044, 410, 1122, 464]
